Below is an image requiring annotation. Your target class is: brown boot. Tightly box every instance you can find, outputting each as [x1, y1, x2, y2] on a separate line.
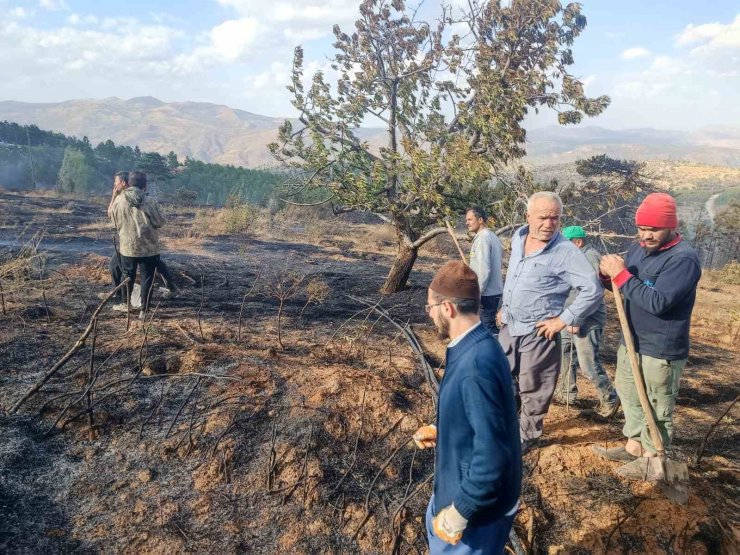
[591, 444, 637, 462]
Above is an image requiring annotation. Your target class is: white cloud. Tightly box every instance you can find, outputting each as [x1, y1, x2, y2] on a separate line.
[581, 74, 596, 90]
[39, 0, 69, 10]
[676, 15, 740, 48]
[0, 19, 184, 75]
[67, 13, 99, 26]
[647, 55, 687, 76]
[210, 18, 261, 61]
[621, 46, 650, 60]
[673, 14, 740, 80]
[217, 0, 360, 40]
[613, 81, 670, 99]
[9, 7, 32, 18]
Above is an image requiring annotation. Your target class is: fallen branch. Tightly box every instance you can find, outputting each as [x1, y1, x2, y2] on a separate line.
[281, 423, 314, 504]
[179, 271, 197, 285]
[349, 296, 439, 403]
[9, 279, 130, 414]
[86, 319, 98, 439]
[390, 469, 433, 555]
[197, 275, 205, 341]
[694, 393, 740, 465]
[165, 377, 203, 439]
[238, 267, 263, 342]
[267, 422, 278, 490]
[352, 437, 414, 540]
[328, 380, 368, 497]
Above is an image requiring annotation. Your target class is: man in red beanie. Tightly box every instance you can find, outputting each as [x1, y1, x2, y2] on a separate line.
[413, 261, 521, 553]
[596, 192, 701, 480]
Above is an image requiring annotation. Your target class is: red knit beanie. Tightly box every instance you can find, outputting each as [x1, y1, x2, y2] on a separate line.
[635, 193, 678, 229]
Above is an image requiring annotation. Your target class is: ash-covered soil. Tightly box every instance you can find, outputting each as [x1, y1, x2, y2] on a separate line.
[0, 191, 737, 554]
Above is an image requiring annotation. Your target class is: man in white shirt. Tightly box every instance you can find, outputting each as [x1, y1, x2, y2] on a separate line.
[465, 206, 504, 335]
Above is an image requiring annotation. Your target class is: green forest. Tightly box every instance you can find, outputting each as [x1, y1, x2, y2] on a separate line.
[0, 121, 283, 206]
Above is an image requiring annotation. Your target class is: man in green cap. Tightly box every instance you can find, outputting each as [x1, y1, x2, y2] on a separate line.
[554, 225, 619, 418]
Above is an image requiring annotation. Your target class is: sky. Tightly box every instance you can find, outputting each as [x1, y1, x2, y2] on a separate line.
[0, 0, 738, 130]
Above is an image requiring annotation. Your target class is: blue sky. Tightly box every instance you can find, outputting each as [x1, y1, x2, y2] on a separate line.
[1, 0, 738, 130]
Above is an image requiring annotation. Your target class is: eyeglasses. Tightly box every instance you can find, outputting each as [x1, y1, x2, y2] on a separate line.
[425, 299, 456, 313]
[424, 302, 444, 313]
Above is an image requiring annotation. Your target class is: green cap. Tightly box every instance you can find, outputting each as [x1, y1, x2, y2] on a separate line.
[562, 225, 587, 240]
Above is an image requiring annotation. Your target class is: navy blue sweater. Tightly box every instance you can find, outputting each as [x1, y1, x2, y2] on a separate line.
[614, 238, 701, 360]
[433, 324, 521, 523]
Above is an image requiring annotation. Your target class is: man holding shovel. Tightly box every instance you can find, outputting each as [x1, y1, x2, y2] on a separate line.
[595, 193, 701, 483]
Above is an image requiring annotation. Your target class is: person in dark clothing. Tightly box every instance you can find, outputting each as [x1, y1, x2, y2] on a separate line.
[594, 192, 701, 481]
[104, 171, 179, 305]
[413, 261, 521, 554]
[108, 251, 178, 304]
[108, 171, 166, 318]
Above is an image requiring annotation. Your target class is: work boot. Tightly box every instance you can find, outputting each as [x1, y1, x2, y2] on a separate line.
[595, 398, 621, 419]
[521, 438, 540, 456]
[160, 287, 179, 300]
[616, 457, 662, 482]
[112, 303, 132, 313]
[552, 392, 576, 406]
[591, 444, 637, 462]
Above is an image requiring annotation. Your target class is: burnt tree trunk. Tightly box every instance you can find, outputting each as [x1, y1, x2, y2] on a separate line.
[380, 243, 418, 294]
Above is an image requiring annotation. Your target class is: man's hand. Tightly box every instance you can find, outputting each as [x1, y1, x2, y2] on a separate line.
[534, 317, 566, 341]
[432, 504, 467, 545]
[599, 254, 626, 278]
[412, 425, 437, 449]
[495, 309, 503, 328]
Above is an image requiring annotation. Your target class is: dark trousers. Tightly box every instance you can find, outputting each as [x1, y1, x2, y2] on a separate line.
[480, 295, 501, 335]
[498, 325, 561, 441]
[109, 255, 157, 311]
[110, 253, 176, 303]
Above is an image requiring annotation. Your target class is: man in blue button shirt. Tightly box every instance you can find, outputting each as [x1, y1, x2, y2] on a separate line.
[498, 192, 602, 454]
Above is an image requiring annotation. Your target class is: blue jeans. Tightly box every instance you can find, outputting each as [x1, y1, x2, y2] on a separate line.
[556, 328, 617, 405]
[480, 295, 501, 335]
[426, 495, 514, 555]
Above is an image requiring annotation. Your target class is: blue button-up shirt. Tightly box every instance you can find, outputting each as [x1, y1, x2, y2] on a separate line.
[501, 226, 603, 337]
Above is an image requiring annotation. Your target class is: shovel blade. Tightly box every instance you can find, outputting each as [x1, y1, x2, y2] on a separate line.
[650, 458, 689, 504]
[659, 481, 689, 504]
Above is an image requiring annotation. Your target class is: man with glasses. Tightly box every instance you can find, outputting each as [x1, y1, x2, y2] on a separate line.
[414, 261, 521, 553]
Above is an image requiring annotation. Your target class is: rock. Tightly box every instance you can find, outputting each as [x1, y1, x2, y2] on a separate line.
[137, 468, 154, 483]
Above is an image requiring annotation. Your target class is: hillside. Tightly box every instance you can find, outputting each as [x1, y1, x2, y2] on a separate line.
[2, 97, 740, 169]
[0, 192, 737, 554]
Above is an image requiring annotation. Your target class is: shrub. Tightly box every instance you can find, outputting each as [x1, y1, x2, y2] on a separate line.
[222, 203, 252, 235]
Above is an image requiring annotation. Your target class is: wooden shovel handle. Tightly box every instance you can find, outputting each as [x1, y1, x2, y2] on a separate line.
[611, 281, 666, 456]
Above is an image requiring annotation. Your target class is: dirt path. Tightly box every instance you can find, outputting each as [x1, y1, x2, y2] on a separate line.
[705, 193, 720, 226]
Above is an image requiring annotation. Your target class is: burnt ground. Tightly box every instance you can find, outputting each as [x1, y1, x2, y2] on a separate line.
[0, 190, 738, 554]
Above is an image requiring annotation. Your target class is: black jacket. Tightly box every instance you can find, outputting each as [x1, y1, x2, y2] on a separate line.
[615, 237, 701, 360]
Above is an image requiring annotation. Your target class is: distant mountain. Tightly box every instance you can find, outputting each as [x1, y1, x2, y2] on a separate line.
[0, 97, 285, 168]
[524, 126, 740, 167]
[1, 97, 739, 168]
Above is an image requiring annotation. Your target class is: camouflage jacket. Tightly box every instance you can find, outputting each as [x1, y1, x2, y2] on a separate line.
[110, 188, 165, 257]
